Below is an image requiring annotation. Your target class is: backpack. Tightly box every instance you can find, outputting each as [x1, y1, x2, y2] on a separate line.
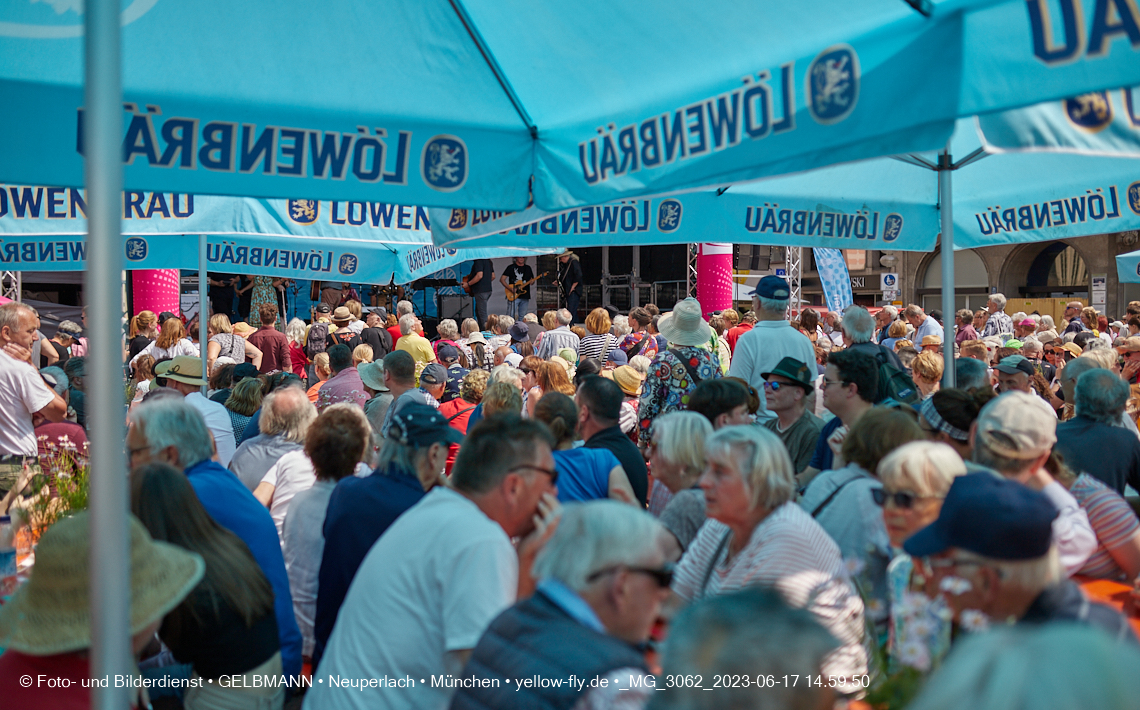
[874, 349, 919, 405]
[305, 322, 329, 358]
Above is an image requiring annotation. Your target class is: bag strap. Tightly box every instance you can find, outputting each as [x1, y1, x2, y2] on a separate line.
[699, 529, 733, 598]
[669, 348, 703, 385]
[809, 471, 864, 518]
[624, 334, 648, 358]
[447, 405, 477, 422]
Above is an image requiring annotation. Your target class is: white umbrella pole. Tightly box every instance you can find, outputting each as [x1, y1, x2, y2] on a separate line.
[200, 233, 208, 393]
[84, 0, 130, 708]
[938, 144, 956, 388]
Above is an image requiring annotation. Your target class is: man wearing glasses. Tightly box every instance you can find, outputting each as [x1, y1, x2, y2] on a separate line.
[761, 357, 823, 478]
[904, 472, 1132, 641]
[308, 415, 559, 710]
[451, 501, 671, 709]
[799, 349, 878, 488]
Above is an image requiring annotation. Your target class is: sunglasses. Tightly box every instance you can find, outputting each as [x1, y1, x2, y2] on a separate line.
[762, 380, 791, 391]
[508, 463, 558, 484]
[588, 563, 675, 588]
[872, 488, 941, 509]
[520, 368, 535, 375]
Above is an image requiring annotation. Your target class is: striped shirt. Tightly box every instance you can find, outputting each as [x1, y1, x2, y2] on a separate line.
[672, 502, 867, 684]
[579, 333, 618, 363]
[1070, 474, 1140, 580]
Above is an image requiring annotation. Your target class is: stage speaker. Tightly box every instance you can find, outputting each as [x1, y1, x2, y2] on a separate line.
[438, 295, 472, 323]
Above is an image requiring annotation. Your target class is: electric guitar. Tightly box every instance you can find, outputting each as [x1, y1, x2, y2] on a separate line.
[505, 272, 548, 302]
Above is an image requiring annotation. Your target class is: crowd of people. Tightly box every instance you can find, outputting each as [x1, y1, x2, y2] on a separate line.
[1, 274, 1139, 710]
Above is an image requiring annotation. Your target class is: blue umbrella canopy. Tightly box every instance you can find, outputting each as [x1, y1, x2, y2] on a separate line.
[3, 0, 1140, 212]
[0, 189, 549, 282]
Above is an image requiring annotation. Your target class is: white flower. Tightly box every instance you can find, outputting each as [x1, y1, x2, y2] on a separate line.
[959, 609, 991, 633]
[898, 639, 931, 672]
[896, 591, 933, 618]
[939, 575, 973, 595]
[844, 557, 866, 577]
[909, 617, 936, 639]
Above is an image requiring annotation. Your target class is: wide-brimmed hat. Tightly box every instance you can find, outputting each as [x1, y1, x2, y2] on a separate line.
[657, 298, 713, 347]
[1037, 330, 1059, 344]
[358, 360, 389, 392]
[1059, 342, 1083, 358]
[1116, 336, 1140, 353]
[466, 331, 487, 344]
[0, 513, 203, 655]
[921, 334, 942, 347]
[611, 365, 644, 397]
[231, 321, 254, 336]
[508, 322, 530, 342]
[155, 355, 207, 386]
[559, 249, 576, 258]
[332, 306, 354, 323]
[557, 348, 578, 365]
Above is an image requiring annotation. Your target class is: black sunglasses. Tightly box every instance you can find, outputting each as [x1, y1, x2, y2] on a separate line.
[588, 563, 675, 588]
[872, 488, 929, 509]
[508, 463, 558, 485]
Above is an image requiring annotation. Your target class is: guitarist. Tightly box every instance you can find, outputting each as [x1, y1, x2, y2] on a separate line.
[500, 256, 535, 320]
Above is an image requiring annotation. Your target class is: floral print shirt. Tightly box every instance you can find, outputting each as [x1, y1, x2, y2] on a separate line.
[637, 345, 720, 445]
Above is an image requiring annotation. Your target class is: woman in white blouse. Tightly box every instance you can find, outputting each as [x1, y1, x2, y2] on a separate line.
[130, 316, 199, 367]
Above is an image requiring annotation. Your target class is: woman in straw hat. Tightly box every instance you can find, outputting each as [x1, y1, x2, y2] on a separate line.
[637, 297, 722, 447]
[0, 511, 204, 709]
[131, 462, 284, 709]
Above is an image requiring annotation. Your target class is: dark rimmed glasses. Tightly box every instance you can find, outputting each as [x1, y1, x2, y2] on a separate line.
[871, 488, 942, 509]
[587, 563, 675, 588]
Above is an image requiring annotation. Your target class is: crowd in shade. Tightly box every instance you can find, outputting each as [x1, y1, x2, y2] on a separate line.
[1, 273, 1139, 710]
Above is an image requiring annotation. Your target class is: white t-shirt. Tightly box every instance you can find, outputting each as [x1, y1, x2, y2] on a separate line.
[282, 479, 335, 657]
[0, 350, 55, 455]
[304, 487, 517, 710]
[728, 320, 817, 422]
[184, 391, 236, 467]
[129, 338, 198, 367]
[261, 449, 316, 538]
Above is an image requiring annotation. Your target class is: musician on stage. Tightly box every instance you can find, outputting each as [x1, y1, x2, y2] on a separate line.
[500, 257, 534, 321]
[558, 250, 583, 322]
[465, 258, 494, 329]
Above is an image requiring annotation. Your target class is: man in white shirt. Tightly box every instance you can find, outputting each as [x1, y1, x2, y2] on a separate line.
[0, 302, 67, 497]
[305, 415, 558, 710]
[155, 355, 237, 467]
[728, 276, 815, 423]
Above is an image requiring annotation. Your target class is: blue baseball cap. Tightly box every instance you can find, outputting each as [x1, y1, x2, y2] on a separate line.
[903, 472, 1059, 560]
[749, 275, 790, 300]
[388, 402, 463, 448]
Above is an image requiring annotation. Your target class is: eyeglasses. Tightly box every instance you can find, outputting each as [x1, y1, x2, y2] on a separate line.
[520, 368, 534, 375]
[872, 488, 943, 509]
[508, 463, 558, 484]
[587, 563, 675, 588]
[822, 379, 846, 388]
[762, 381, 788, 391]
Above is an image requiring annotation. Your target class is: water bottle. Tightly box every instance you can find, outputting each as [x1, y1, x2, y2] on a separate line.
[0, 515, 16, 599]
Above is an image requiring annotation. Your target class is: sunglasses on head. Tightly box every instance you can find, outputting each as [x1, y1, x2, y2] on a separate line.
[872, 488, 940, 509]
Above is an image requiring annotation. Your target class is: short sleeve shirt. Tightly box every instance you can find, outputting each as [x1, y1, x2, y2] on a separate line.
[0, 350, 54, 455]
[1070, 473, 1140, 580]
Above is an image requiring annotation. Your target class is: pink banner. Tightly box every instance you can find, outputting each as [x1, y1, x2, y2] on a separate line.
[696, 243, 733, 318]
[131, 269, 181, 316]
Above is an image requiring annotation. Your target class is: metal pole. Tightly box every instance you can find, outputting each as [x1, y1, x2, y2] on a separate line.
[199, 233, 208, 394]
[938, 144, 956, 388]
[84, 0, 130, 708]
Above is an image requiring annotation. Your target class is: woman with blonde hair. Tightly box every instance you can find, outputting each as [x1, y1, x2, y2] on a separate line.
[352, 343, 374, 367]
[525, 359, 576, 417]
[911, 350, 944, 399]
[578, 308, 618, 362]
[307, 352, 331, 403]
[876, 440, 968, 668]
[881, 319, 908, 352]
[645, 411, 714, 558]
[206, 312, 264, 373]
[481, 381, 523, 418]
[128, 309, 159, 360]
[130, 316, 198, 367]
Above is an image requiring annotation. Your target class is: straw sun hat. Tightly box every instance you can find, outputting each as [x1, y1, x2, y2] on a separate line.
[657, 297, 713, 347]
[0, 512, 204, 655]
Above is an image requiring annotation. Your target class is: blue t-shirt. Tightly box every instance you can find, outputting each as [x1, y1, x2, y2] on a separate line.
[807, 416, 844, 475]
[184, 459, 302, 679]
[552, 447, 622, 503]
[313, 464, 426, 669]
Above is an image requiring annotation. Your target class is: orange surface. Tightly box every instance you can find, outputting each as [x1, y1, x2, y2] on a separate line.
[1075, 576, 1140, 639]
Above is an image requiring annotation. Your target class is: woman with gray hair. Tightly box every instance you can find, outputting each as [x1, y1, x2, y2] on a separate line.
[671, 425, 867, 686]
[645, 411, 713, 559]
